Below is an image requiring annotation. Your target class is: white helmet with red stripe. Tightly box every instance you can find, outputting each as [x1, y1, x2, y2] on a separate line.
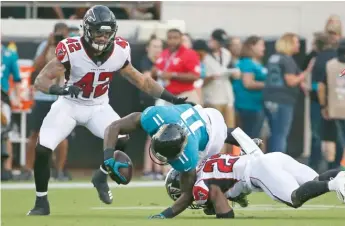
[192, 180, 210, 206]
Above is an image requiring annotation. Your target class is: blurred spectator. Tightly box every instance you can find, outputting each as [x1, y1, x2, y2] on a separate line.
[263, 33, 313, 153]
[139, 35, 165, 180]
[1, 44, 22, 107]
[228, 37, 243, 67]
[302, 33, 319, 71]
[37, 6, 65, 19]
[123, 2, 160, 20]
[194, 39, 235, 128]
[207, 29, 239, 128]
[154, 28, 201, 105]
[209, 29, 232, 67]
[182, 33, 193, 49]
[318, 38, 345, 171]
[182, 33, 204, 104]
[1, 93, 13, 181]
[68, 25, 81, 37]
[227, 37, 243, 129]
[325, 15, 342, 48]
[1, 43, 22, 180]
[235, 36, 267, 138]
[22, 22, 70, 181]
[308, 32, 337, 171]
[68, 7, 88, 20]
[32, 23, 69, 71]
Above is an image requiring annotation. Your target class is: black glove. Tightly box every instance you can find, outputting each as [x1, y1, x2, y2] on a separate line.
[160, 89, 195, 106]
[175, 97, 196, 106]
[48, 84, 82, 98]
[65, 85, 82, 98]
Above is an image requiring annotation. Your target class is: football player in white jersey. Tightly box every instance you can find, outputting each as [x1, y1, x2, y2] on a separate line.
[165, 129, 345, 219]
[192, 153, 345, 218]
[28, 5, 192, 216]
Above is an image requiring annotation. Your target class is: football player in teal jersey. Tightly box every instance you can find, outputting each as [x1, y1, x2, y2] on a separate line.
[100, 104, 255, 218]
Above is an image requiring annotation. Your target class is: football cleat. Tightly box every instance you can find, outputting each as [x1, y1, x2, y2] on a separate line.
[92, 169, 113, 204]
[233, 195, 249, 208]
[333, 171, 345, 203]
[27, 196, 50, 216]
[203, 205, 216, 215]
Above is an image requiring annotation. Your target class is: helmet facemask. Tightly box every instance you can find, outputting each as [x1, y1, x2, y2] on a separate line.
[84, 22, 117, 52]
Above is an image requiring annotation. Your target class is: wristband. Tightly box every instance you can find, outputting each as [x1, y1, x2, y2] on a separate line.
[103, 148, 115, 161]
[161, 207, 175, 218]
[48, 84, 63, 95]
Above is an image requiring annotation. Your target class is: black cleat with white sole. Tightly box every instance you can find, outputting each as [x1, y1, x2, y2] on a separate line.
[92, 169, 113, 204]
[27, 196, 50, 216]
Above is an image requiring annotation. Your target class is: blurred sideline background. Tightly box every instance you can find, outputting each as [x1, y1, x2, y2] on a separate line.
[1, 1, 345, 182]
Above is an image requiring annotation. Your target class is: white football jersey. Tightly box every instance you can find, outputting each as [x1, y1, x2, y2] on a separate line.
[193, 153, 250, 205]
[55, 36, 131, 105]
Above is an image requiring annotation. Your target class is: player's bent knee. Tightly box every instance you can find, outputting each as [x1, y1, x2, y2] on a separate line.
[36, 143, 53, 154]
[38, 134, 59, 151]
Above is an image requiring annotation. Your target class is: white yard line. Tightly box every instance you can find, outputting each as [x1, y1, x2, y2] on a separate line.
[1, 181, 165, 190]
[91, 204, 345, 211]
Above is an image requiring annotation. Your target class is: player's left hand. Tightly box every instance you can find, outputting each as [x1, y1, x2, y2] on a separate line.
[103, 158, 129, 184]
[148, 214, 166, 219]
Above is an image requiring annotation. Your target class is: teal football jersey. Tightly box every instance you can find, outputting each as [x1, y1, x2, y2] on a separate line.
[140, 104, 209, 172]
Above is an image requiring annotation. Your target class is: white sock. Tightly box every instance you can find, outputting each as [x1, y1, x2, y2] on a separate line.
[100, 165, 108, 175]
[36, 192, 48, 197]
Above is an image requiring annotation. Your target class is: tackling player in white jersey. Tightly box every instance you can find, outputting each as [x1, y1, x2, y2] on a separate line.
[166, 128, 345, 218]
[28, 5, 192, 216]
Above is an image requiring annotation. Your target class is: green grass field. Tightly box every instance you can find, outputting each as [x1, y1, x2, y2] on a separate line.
[2, 182, 345, 226]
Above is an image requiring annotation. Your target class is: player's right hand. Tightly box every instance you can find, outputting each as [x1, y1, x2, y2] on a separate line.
[103, 158, 129, 184]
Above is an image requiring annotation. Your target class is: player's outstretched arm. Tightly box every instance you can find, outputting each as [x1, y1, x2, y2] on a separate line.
[121, 63, 190, 105]
[150, 169, 196, 219]
[104, 112, 142, 150]
[34, 58, 65, 93]
[209, 184, 235, 218]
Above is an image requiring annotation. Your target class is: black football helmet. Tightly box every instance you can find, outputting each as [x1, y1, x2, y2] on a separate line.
[165, 169, 203, 209]
[82, 5, 118, 52]
[150, 124, 188, 164]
